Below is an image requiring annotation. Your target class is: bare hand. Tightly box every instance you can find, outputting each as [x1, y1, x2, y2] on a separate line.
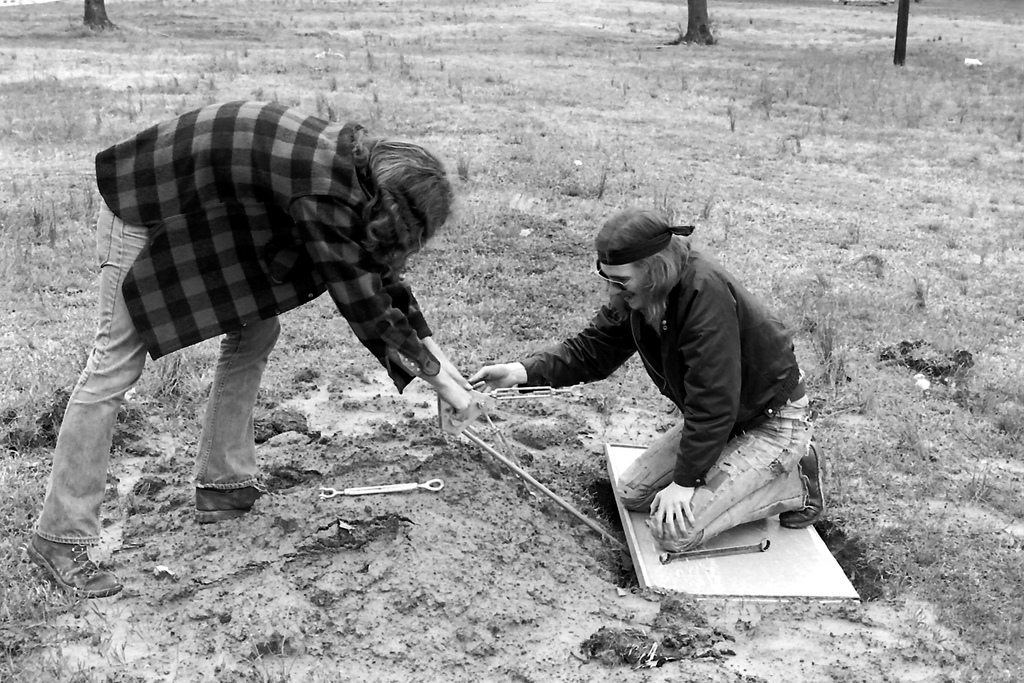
[438, 390, 496, 434]
[435, 381, 471, 414]
[468, 363, 528, 391]
[648, 482, 697, 541]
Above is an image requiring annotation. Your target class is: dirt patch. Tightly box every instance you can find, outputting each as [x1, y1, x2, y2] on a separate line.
[11, 377, 974, 682]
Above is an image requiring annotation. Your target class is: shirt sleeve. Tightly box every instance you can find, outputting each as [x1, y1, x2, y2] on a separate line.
[289, 195, 440, 381]
[380, 273, 432, 339]
[672, 275, 743, 487]
[521, 299, 637, 388]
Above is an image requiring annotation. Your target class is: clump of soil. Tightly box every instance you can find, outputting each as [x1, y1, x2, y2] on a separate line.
[580, 593, 734, 668]
[878, 339, 974, 383]
[262, 464, 323, 491]
[580, 623, 733, 669]
[253, 407, 315, 443]
[301, 514, 413, 551]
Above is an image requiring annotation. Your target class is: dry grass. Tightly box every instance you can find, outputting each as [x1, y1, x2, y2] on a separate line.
[1, 0, 1023, 680]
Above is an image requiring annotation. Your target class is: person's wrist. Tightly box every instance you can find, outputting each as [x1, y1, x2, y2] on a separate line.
[511, 363, 528, 385]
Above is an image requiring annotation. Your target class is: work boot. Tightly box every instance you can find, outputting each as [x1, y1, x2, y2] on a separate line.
[195, 485, 265, 524]
[26, 534, 123, 599]
[780, 442, 825, 529]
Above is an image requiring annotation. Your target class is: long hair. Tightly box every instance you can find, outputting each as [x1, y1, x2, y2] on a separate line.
[596, 209, 690, 326]
[362, 140, 453, 275]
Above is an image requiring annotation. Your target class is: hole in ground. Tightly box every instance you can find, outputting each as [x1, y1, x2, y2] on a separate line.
[587, 477, 638, 588]
[816, 518, 885, 601]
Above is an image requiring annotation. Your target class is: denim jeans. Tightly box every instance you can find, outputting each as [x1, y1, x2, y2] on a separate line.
[618, 395, 813, 552]
[34, 206, 280, 545]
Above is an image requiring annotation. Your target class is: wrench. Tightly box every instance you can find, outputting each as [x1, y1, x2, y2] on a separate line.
[659, 538, 770, 565]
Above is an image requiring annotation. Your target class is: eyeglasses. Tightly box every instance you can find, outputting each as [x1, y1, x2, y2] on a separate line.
[595, 260, 632, 290]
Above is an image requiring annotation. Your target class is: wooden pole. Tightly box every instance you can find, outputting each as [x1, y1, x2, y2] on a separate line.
[894, 0, 911, 66]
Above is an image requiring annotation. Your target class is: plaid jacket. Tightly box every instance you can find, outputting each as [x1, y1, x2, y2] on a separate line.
[96, 101, 438, 391]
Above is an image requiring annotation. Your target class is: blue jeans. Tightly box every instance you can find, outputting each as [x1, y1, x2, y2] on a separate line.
[618, 396, 813, 552]
[34, 206, 280, 545]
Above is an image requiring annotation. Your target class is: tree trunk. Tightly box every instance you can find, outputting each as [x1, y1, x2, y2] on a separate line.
[669, 0, 715, 46]
[893, 0, 910, 66]
[83, 0, 115, 30]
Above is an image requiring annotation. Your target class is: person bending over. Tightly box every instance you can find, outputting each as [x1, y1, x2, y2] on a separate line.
[470, 208, 824, 553]
[29, 101, 481, 598]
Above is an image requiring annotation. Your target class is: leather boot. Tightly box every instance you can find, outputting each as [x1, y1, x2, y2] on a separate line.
[195, 485, 265, 524]
[27, 534, 123, 599]
[780, 442, 825, 529]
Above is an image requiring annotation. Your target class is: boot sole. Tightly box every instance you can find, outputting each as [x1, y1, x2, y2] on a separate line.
[26, 543, 123, 599]
[779, 508, 824, 529]
[780, 443, 825, 529]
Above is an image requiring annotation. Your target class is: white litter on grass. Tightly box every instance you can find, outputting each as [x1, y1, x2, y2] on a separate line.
[0, 0, 65, 6]
[573, 159, 583, 167]
[913, 373, 932, 393]
[519, 228, 533, 237]
[964, 58, 983, 67]
[153, 565, 176, 579]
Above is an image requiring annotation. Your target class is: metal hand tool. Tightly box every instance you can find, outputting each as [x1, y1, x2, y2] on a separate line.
[488, 386, 576, 400]
[659, 538, 770, 565]
[319, 478, 444, 498]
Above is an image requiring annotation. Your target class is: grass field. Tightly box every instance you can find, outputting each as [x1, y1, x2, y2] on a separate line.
[1, 0, 1023, 680]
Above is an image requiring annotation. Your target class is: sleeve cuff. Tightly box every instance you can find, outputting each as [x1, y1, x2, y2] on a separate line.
[674, 474, 707, 488]
[384, 345, 441, 378]
[519, 357, 543, 387]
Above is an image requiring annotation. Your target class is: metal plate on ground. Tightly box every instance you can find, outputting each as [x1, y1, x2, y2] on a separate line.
[606, 443, 859, 600]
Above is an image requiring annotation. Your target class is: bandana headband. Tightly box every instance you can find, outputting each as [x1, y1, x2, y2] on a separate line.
[597, 225, 694, 266]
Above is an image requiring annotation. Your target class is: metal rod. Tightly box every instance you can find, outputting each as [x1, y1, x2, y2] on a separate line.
[659, 538, 770, 565]
[462, 427, 627, 552]
[342, 482, 420, 495]
[341, 478, 444, 496]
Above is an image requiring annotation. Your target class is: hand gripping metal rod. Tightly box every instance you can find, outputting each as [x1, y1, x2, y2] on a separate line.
[461, 426, 627, 553]
[659, 538, 770, 565]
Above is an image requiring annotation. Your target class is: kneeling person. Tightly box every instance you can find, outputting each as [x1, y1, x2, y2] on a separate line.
[470, 209, 824, 553]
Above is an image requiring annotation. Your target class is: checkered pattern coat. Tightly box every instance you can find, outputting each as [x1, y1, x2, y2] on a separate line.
[95, 101, 437, 391]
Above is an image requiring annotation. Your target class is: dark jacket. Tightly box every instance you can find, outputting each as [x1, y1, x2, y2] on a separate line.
[95, 101, 437, 391]
[521, 247, 799, 487]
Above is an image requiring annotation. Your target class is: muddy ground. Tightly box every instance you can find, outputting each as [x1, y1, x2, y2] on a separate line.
[17, 361, 970, 682]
